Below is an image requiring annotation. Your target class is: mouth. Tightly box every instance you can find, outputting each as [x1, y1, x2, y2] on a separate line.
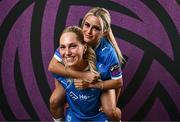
[84, 34, 92, 39]
[64, 56, 76, 64]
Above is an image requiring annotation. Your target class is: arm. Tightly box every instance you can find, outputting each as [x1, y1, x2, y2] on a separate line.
[98, 78, 123, 101]
[74, 78, 123, 90]
[74, 78, 123, 102]
[48, 56, 99, 82]
[98, 78, 123, 102]
[94, 78, 123, 90]
[74, 74, 122, 102]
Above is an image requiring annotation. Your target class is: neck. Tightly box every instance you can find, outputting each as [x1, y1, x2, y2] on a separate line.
[93, 39, 101, 50]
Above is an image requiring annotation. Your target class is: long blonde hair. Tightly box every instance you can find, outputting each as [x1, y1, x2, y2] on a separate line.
[81, 7, 125, 63]
[61, 26, 97, 73]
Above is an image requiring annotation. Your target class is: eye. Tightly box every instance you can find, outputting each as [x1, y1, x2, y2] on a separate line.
[59, 45, 65, 49]
[70, 44, 77, 49]
[93, 26, 101, 31]
[84, 23, 90, 28]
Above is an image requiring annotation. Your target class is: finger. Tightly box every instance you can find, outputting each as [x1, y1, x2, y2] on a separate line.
[83, 79, 88, 82]
[74, 80, 81, 83]
[75, 85, 81, 89]
[75, 85, 83, 90]
[74, 82, 79, 86]
[92, 70, 99, 74]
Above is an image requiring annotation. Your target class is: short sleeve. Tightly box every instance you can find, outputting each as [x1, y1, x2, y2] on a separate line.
[52, 73, 69, 89]
[54, 48, 63, 62]
[107, 48, 122, 80]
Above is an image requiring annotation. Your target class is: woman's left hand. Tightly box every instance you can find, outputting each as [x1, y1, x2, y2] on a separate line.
[74, 79, 90, 89]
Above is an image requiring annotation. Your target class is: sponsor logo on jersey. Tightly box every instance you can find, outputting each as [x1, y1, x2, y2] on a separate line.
[69, 91, 78, 100]
[79, 94, 91, 100]
[110, 64, 121, 76]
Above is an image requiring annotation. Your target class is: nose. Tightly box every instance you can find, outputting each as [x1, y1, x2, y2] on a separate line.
[87, 27, 92, 34]
[65, 48, 71, 56]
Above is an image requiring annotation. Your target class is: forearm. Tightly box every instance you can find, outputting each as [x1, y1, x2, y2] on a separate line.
[65, 67, 88, 79]
[92, 79, 123, 103]
[103, 79, 123, 102]
[48, 57, 84, 79]
[115, 88, 121, 102]
[90, 78, 123, 90]
[48, 57, 65, 76]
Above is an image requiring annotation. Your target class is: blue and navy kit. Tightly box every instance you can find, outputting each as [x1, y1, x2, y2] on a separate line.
[53, 74, 108, 121]
[53, 37, 122, 121]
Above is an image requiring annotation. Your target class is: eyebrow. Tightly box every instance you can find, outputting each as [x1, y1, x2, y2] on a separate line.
[85, 21, 101, 28]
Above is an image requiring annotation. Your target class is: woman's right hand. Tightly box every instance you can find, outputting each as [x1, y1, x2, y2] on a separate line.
[81, 71, 100, 83]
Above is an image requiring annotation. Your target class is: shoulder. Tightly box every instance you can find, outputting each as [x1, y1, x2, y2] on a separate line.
[100, 37, 118, 58]
[52, 73, 64, 81]
[96, 37, 120, 66]
[52, 74, 69, 88]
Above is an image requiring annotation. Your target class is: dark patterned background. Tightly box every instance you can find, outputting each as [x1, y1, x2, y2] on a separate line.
[0, 0, 180, 121]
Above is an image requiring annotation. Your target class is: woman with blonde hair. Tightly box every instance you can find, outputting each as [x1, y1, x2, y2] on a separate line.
[53, 25, 109, 121]
[49, 7, 124, 121]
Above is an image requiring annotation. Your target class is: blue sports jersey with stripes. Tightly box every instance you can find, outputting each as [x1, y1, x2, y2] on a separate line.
[53, 37, 122, 121]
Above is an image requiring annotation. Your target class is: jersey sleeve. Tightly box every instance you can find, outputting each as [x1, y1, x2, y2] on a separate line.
[54, 48, 63, 62]
[52, 73, 69, 89]
[107, 48, 122, 80]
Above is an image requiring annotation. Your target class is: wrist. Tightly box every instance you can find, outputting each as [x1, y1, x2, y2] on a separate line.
[91, 82, 103, 90]
[99, 82, 103, 90]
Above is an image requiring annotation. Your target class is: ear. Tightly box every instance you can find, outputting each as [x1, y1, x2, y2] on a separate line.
[103, 29, 109, 36]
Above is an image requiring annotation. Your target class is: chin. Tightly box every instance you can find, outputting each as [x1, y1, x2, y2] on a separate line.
[84, 38, 91, 43]
[65, 62, 76, 67]
[64, 58, 79, 67]
[66, 63, 75, 67]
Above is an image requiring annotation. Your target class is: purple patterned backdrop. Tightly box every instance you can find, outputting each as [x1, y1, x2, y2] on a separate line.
[0, 0, 180, 121]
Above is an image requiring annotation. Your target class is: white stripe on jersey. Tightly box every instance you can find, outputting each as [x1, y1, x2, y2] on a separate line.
[112, 75, 122, 80]
[54, 54, 62, 62]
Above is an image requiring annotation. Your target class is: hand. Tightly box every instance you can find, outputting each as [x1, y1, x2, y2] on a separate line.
[81, 71, 100, 83]
[74, 79, 91, 89]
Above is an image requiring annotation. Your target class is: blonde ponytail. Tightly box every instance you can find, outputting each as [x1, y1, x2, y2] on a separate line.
[107, 28, 125, 63]
[84, 46, 98, 73]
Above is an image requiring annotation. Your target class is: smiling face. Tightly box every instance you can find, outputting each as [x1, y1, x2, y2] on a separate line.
[59, 32, 86, 69]
[82, 15, 104, 47]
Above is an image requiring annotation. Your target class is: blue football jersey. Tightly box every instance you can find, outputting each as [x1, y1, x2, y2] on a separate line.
[53, 73, 108, 121]
[52, 37, 122, 121]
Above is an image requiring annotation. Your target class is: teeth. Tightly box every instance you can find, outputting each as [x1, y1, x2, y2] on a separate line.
[66, 57, 74, 62]
[67, 57, 73, 59]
